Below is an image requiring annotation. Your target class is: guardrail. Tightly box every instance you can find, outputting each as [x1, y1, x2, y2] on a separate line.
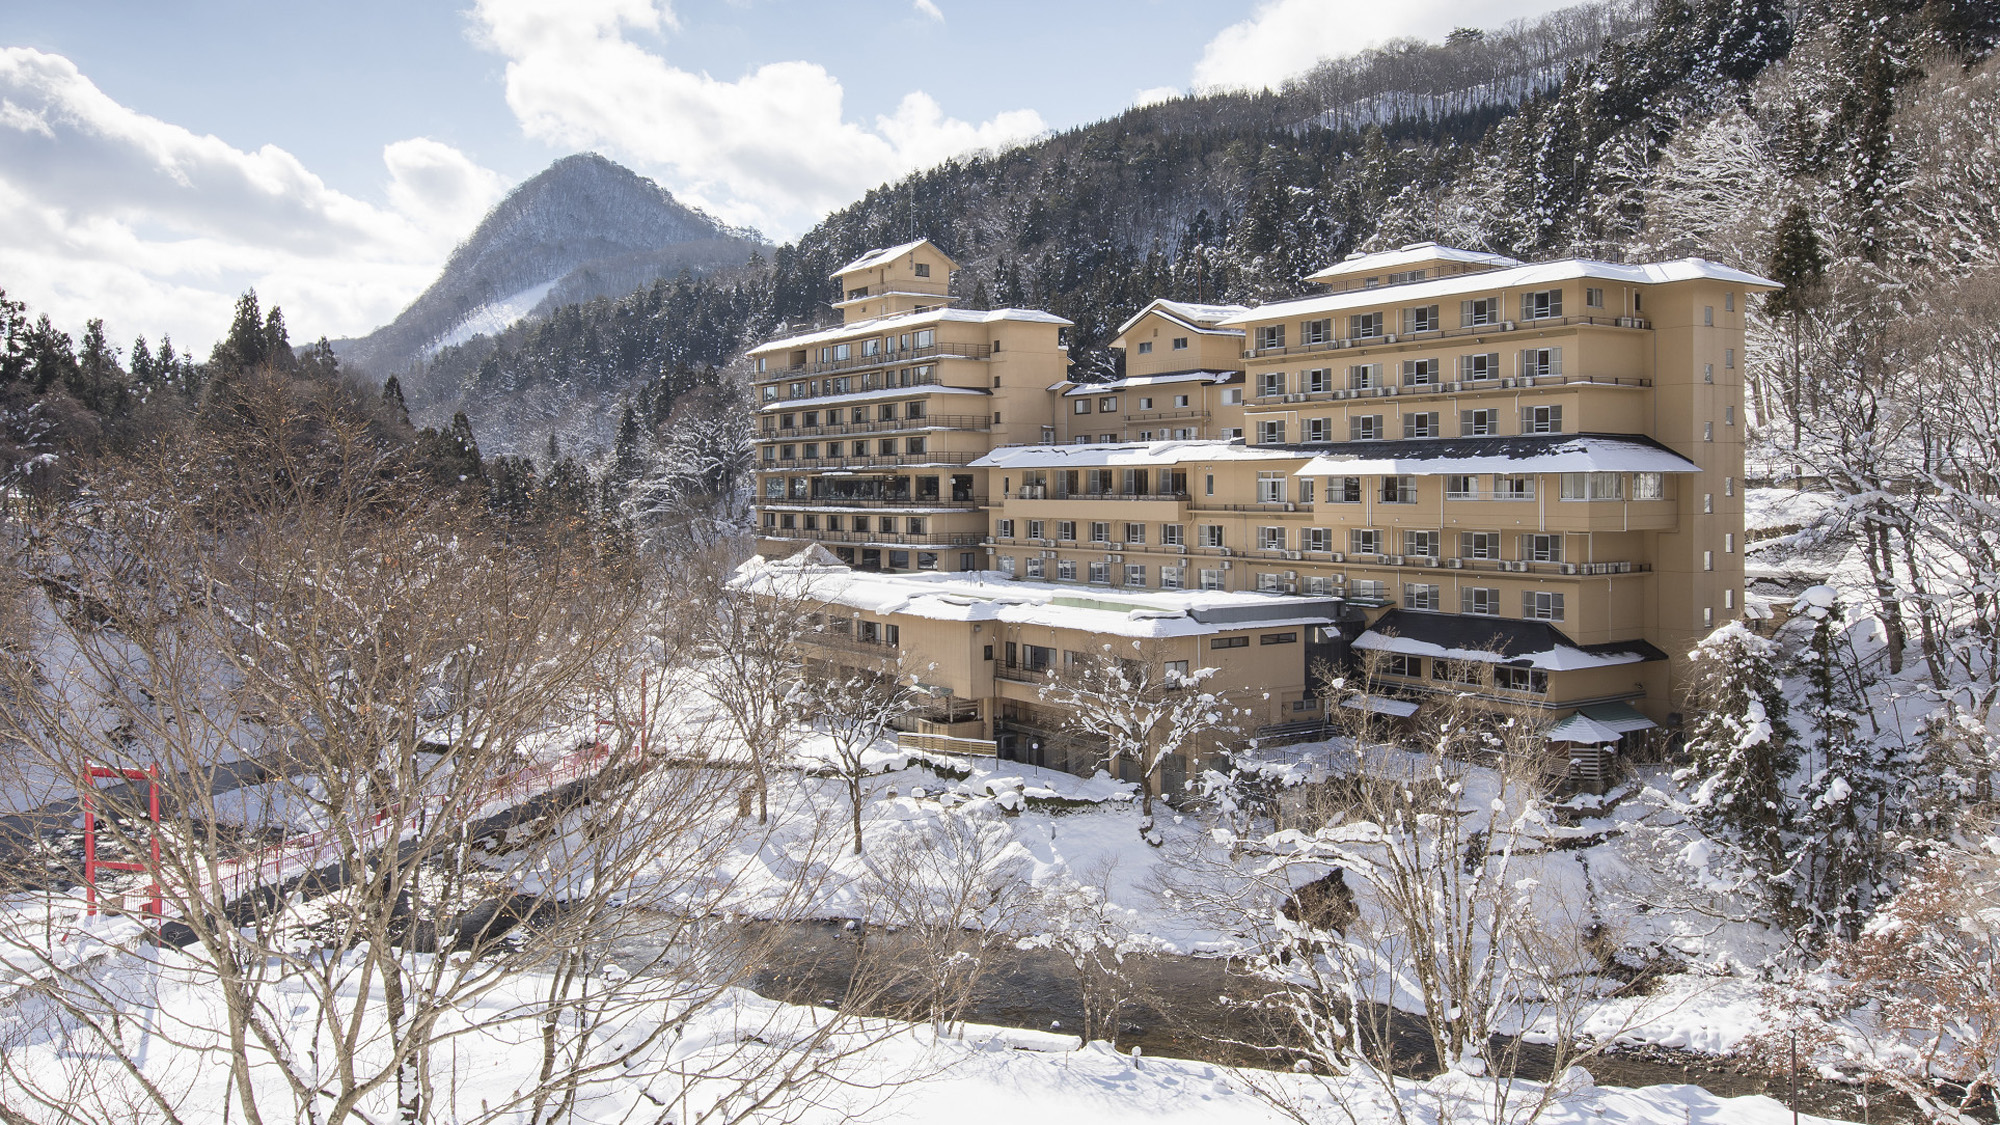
[897, 732, 999, 757]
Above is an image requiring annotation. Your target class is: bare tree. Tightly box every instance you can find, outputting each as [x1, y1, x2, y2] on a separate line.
[694, 560, 825, 824]
[796, 655, 928, 855]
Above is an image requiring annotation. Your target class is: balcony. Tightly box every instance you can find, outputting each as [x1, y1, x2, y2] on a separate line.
[995, 665, 1056, 685]
[763, 339, 994, 379]
[761, 451, 983, 470]
[1241, 315, 1651, 360]
[761, 529, 985, 547]
[1247, 372, 1652, 406]
[799, 632, 900, 658]
[1002, 488, 1191, 503]
[761, 413, 993, 439]
[760, 495, 987, 510]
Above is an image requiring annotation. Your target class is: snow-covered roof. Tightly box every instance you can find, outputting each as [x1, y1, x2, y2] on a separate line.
[1341, 695, 1420, 718]
[1545, 714, 1628, 744]
[832, 239, 946, 278]
[1218, 257, 1783, 325]
[1113, 298, 1252, 339]
[1058, 371, 1236, 396]
[971, 439, 1307, 470]
[1354, 610, 1666, 672]
[731, 561, 1345, 640]
[1305, 242, 1522, 284]
[751, 306, 1072, 355]
[1293, 434, 1700, 477]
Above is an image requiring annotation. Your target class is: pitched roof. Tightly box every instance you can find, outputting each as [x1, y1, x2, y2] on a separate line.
[1113, 298, 1252, 339]
[971, 439, 1307, 469]
[1304, 242, 1522, 284]
[750, 306, 1071, 354]
[1354, 609, 1667, 671]
[832, 239, 951, 278]
[1291, 433, 1700, 476]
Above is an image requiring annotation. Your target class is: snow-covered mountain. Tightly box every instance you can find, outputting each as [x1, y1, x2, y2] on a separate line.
[334, 153, 763, 377]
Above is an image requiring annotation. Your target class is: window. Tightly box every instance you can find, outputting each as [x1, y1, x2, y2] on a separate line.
[1260, 632, 1298, 645]
[1560, 472, 1625, 500]
[1305, 417, 1330, 442]
[1462, 586, 1501, 615]
[1726, 292, 1736, 312]
[1446, 474, 1479, 499]
[1259, 371, 1286, 397]
[1726, 405, 1736, 426]
[1404, 530, 1440, 557]
[1405, 583, 1441, 610]
[1026, 557, 1045, 579]
[1704, 493, 1714, 514]
[1259, 419, 1286, 444]
[1257, 471, 1287, 503]
[1259, 526, 1286, 551]
[1704, 550, 1714, 572]
[1725, 533, 1736, 553]
[1174, 394, 1191, 408]
[1223, 388, 1244, 405]
[1462, 408, 1500, 436]
[1402, 358, 1440, 386]
[1124, 564, 1147, 586]
[905, 436, 926, 454]
[1058, 520, 1077, 541]
[1519, 347, 1563, 377]
[1074, 399, 1091, 415]
[1211, 635, 1250, 649]
[1349, 579, 1387, 598]
[913, 262, 931, 277]
[1704, 606, 1715, 627]
[1349, 363, 1381, 389]
[1461, 297, 1500, 327]
[1137, 397, 1154, 411]
[1162, 523, 1184, 546]
[1090, 521, 1110, 543]
[1494, 667, 1548, 694]
[1057, 559, 1077, 581]
[1161, 566, 1186, 590]
[1459, 352, 1500, 381]
[1726, 348, 1736, 369]
[1725, 588, 1735, 609]
[1724, 476, 1735, 497]
[1704, 421, 1715, 441]
[1351, 414, 1385, 440]
[1303, 576, 1334, 595]
[1305, 368, 1332, 393]
[1301, 318, 1332, 345]
[1403, 411, 1440, 438]
[1099, 396, 1118, 413]
[1522, 404, 1564, 433]
[1522, 289, 1563, 320]
[1027, 519, 1046, 540]
[1348, 312, 1384, 339]
[1461, 531, 1501, 559]
[1125, 522, 1146, 544]
[1350, 528, 1382, 555]
[1632, 472, 1665, 500]
[1380, 475, 1417, 504]
[1088, 561, 1110, 585]
[1327, 476, 1363, 503]
[996, 519, 1015, 539]
[1173, 337, 1189, 350]
[1523, 533, 1562, 562]
[1404, 304, 1440, 333]
[1705, 363, 1715, 384]
[1585, 287, 1604, 309]
[1494, 474, 1534, 501]
[1298, 479, 1315, 504]
[1256, 325, 1285, 351]
[1704, 305, 1714, 326]
[999, 555, 1016, 577]
[1199, 524, 1224, 548]
[906, 516, 927, 534]
[1304, 527, 1331, 552]
[1200, 568, 1225, 590]
[1137, 341, 1153, 355]
[1385, 654, 1423, 677]
[1521, 590, 1565, 621]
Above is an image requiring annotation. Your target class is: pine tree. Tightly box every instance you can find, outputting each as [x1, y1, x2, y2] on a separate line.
[1677, 622, 1801, 919]
[380, 375, 411, 429]
[611, 405, 643, 483]
[212, 290, 266, 374]
[1793, 586, 1885, 940]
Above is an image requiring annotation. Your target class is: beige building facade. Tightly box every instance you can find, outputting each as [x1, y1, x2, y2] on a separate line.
[747, 239, 1774, 789]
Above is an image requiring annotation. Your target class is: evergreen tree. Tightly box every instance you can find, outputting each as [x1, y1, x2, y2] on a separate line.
[71, 317, 122, 413]
[212, 290, 267, 374]
[1792, 586, 1885, 940]
[611, 405, 643, 483]
[380, 375, 411, 429]
[26, 316, 77, 395]
[1765, 203, 1829, 319]
[1677, 622, 1802, 920]
[128, 336, 155, 385]
[0, 289, 27, 385]
[262, 306, 295, 370]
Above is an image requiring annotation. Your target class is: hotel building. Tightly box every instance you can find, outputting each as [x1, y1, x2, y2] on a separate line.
[747, 239, 1774, 792]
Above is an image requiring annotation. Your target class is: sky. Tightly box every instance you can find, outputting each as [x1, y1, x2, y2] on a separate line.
[0, 0, 1569, 354]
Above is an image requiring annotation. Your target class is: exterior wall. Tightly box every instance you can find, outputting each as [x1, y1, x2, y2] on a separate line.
[1115, 311, 1245, 378]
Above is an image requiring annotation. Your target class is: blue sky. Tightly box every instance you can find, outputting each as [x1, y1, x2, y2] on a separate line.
[0, 0, 1566, 350]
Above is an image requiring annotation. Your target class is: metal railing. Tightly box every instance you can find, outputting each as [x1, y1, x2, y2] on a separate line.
[761, 495, 987, 510]
[764, 340, 994, 378]
[762, 451, 982, 470]
[761, 413, 992, 438]
[761, 529, 985, 547]
[1242, 315, 1651, 360]
[1002, 489, 1192, 503]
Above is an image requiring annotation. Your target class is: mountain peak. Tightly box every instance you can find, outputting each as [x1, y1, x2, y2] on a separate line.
[335, 153, 764, 377]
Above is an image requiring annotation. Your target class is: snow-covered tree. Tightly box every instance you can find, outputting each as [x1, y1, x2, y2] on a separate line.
[798, 659, 929, 854]
[1036, 640, 1243, 822]
[1676, 621, 1802, 920]
[1020, 862, 1167, 1047]
[1793, 585, 1888, 939]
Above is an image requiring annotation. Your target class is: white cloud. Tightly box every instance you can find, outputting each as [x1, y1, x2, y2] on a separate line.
[913, 0, 944, 21]
[1192, 0, 1567, 92]
[1132, 86, 1180, 108]
[472, 0, 1044, 238]
[0, 48, 506, 353]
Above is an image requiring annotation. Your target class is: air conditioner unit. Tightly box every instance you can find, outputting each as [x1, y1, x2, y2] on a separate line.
[1111, 542, 1125, 550]
[1221, 560, 1233, 570]
[1384, 334, 1398, 344]
[1387, 555, 1405, 566]
[1174, 544, 1188, 554]
[1561, 562, 1578, 574]
[1042, 550, 1057, 559]
[1419, 557, 1440, 567]
[1285, 583, 1298, 594]
[1387, 386, 1401, 396]
[1332, 389, 1349, 400]
[1445, 382, 1461, 393]
[1109, 554, 1122, 562]
[1500, 378, 1516, 389]
[1521, 376, 1538, 387]
[1284, 502, 1297, 512]
[1329, 552, 1345, 563]
[1446, 558, 1464, 569]
[1286, 551, 1303, 561]
[982, 536, 995, 545]
[1285, 571, 1297, 581]
[1502, 320, 1516, 331]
